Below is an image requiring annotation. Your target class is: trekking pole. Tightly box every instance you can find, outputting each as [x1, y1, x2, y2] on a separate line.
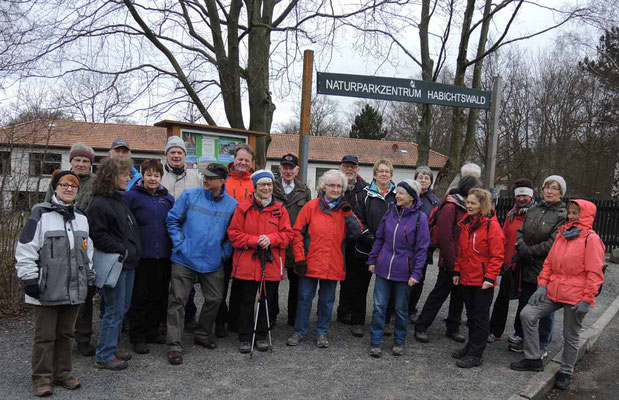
[250, 246, 272, 357]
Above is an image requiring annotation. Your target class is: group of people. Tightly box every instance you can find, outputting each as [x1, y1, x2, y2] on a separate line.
[15, 138, 606, 396]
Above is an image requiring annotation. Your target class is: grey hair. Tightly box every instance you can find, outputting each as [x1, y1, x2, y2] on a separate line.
[414, 166, 434, 185]
[318, 169, 347, 192]
[461, 162, 482, 178]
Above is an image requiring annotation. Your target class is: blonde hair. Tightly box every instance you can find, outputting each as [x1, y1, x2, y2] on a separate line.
[468, 188, 493, 215]
[372, 158, 393, 177]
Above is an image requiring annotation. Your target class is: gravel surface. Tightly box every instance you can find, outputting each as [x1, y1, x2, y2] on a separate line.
[1, 255, 617, 399]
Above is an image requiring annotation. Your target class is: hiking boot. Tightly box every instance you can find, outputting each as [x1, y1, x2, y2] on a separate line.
[316, 334, 330, 348]
[391, 344, 404, 356]
[238, 342, 251, 354]
[194, 336, 217, 349]
[115, 349, 132, 361]
[414, 330, 429, 343]
[167, 350, 183, 365]
[369, 346, 382, 358]
[133, 342, 150, 354]
[76, 342, 95, 357]
[215, 321, 228, 338]
[95, 357, 128, 370]
[255, 339, 270, 352]
[510, 358, 544, 372]
[287, 333, 306, 346]
[456, 355, 482, 369]
[451, 347, 468, 359]
[508, 342, 524, 353]
[383, 323, 394, 337]
[53, 376, 81, 390]
[446, 331, 465, 343]
[554, 372, 571, 390]
[184, 320, 199, 331]
[508, 334, 523, 344]
[487, 334, 501, 343]
[33, 383, 53, 397]
[351, 325, 364, 338]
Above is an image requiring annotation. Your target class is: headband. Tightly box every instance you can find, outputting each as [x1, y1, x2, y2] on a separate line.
[514, 187, 533, 197]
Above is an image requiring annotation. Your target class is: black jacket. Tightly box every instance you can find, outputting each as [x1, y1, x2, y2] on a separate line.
[420, 188, 440, 217]
[343, 175, 367, 211]
[88, 191, 142, 267]
[354, 180, 396, 256]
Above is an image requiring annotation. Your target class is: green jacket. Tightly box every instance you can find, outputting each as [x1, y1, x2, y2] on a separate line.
[44, 173, 95, 213]
[273, 178, 312, 268]
[516, 200, 566, 284]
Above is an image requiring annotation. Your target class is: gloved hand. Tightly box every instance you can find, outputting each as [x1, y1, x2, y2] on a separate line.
[340, 201, 352, 212]
[516, 242, 533, 260]
[571, 300, 591, 317]
[87, 285, 98, 298]
[24, 279, 40, 299]
[528, 285, 547, 306]
[357, 230, 375, 252]
[294, 260, 308, 277]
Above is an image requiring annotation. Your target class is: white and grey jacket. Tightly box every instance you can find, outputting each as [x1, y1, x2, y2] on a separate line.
[15, 197, 94, 306]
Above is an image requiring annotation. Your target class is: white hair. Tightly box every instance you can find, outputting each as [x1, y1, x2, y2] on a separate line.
[461, 162, 482, 178]
[318, 169, 347, 192]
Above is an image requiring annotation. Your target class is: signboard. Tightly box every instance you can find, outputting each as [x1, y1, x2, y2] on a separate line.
[181, 129, 246, 173]
[317, 72, 491, 109]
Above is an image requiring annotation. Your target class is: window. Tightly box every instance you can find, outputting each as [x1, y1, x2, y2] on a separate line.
[270, 164, 281, 180]
[0, 151, 10, 174]
[92, 155, 153, 174]
[315, 168, 331, 185]
[12, 191, 45, 211]
[29, 153, 61, 176]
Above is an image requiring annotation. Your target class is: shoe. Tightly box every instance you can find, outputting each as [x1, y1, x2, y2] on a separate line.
[215, 322, 228, 338]
[185, 320, 198, 331]
[510, 358, 544, 372]
[554, 372, 571, 390]
[508, 342, 524, 353]
[508, 334, 523, 344]
[76, 342, 95, 356]
[541, 349, 549, 360]
[194, 336, 217, 349]
[255, 339, 270, 352]
[316, 334, 330, 348]
[33, 383, 53, 397]
[53, 376, 81, 390]
[369, 346, 382, 358]
[146, 335, 166, 344]
[408, 313, 416, 325]
[414, 330, 429, 343]
[133, 342, 150, 354]
[337, 312, 352, 325]
[238, 342, 251, 354]
[446, 331, 466, 343]
[383, 323, 394, 337]
[487, 334, 501, 343]
[95, 357, 128, 370]
[351, 325, 364, 338]
[287, 333, 306, 346]
[456, 355, 482, 368]
[392, 345, 404, 356]
[115, 349, 132, 361]
[167, 350, 183, 365]
[451, 347, 468, 359]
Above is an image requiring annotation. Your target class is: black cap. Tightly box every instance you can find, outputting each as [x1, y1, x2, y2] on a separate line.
[111, 138, 130, 150]
[280, 153, 298, 167]
[203, 163, 228, 179]
[341, 155, 359, 165]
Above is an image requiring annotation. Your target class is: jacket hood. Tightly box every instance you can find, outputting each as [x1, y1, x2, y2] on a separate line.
[565, 199, 596, 231]
[443, 193, 466, 210]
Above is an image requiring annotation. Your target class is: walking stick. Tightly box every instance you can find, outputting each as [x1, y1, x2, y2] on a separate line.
[250, 246, 273, 357]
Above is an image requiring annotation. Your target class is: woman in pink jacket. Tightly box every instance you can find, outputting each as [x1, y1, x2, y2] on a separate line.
[510, 199, 605, 391]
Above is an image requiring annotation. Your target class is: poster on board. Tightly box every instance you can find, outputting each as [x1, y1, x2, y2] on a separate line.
[181, 130, 247, 172]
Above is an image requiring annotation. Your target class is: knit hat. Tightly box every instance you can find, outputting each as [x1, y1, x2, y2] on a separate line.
[69, 142, 95, 162]
[414, 166, 434, 185]
[51, 170, 80, 190]
[397, 179, 421, 200]
[165, 136, 186, 154]
[251, 169, 274, 187]
[543, 175, 566, 196]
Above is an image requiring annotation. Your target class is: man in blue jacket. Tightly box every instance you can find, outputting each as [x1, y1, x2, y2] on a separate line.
[165, 163, 238, 365]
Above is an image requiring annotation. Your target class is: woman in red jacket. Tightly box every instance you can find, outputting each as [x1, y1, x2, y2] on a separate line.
[452, 188, 505, 368]
[227, 170, 294, 353]
[511, 200, 605, 390]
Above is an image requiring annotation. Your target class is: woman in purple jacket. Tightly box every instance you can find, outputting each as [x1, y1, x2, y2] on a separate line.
[367, 179, 431, 357]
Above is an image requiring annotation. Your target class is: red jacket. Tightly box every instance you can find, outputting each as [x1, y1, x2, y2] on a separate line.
[503, 211, 526, 265]
[226, 169, 254, 203]
[292, 195, 363, 281]
[228, 198, 294, 281]
[454, 211, 505, 287]
[538, 199, 605, 306]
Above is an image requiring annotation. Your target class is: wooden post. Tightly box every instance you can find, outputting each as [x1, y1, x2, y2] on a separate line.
[485, 76, 502, 195]
[298, 50, 314, 184]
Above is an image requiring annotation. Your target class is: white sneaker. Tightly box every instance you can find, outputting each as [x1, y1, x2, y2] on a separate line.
[508, 334, 523, 344]
[541, 349, 548, 360]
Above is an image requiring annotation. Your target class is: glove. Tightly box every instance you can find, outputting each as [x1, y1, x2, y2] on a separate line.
[340, 201, 352, 212]
[571, 300, 591, 317]
[516, 242, 533, 260]
[24, 279, 40, 299]
[294, 260, 308, 277]
[87, 285, 98, 298]
[528, 285, 547, 306]
[357, 231, 375, 252]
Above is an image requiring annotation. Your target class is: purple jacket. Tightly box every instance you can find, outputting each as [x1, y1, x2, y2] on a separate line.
[367, 199, 430, 282]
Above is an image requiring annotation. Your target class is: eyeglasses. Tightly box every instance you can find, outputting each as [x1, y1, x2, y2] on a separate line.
[257, 182, 273, 187]
[326, 183, 343, 189]
[340, 164, 358, 170]
[58, 183, 78, 191]
[543, 185, 560, 192]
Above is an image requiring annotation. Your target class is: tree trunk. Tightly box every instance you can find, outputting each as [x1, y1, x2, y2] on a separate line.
[612, 159, 619, 199]
[416, 0, 433, 167]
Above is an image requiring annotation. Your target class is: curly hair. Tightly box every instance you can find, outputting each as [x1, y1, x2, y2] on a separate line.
[468, 188, 493, 216]
[92, 157, 132, 197]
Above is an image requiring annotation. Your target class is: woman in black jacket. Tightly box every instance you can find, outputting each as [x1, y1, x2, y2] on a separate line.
[89, 157, 141, 370]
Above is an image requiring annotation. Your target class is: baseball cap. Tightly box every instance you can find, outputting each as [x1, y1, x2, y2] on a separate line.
[280, 153, 298, 167]
[111, 138, 130, 150]
[203, 163, 228, 179]
[341, 155, 359, 165]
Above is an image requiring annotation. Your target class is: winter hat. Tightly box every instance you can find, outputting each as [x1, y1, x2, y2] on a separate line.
[513, 178, 534, 197]
[457, 175, 482, 197]
[69, 142, 95, 162]
[165, 136, 187, 154]
[397, 179, 421, 200]
[543, 175, 566, 196]
[51, 170, 80, 190]
[251, 169, 274, 187]
[414, 166, 434, 185]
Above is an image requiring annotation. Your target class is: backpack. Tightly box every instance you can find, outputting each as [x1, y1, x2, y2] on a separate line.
[427, 205, 441, 250]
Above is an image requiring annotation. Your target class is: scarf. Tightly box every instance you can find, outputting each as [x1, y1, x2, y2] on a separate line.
[51, 195, 76, 222]
[165, 162, 186, 179]
[508, 199, 535, 222]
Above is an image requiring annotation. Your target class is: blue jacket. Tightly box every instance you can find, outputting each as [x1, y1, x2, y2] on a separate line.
[367, 198, 431, 282]
[125, 180, 175, 259]
[166, 185, 238, 273]
[127, 166, 142, 191]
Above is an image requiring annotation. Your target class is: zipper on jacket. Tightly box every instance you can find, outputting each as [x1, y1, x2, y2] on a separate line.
[387, 222, 400, 280]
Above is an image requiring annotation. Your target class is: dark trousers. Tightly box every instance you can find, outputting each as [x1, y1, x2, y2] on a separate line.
[74, 290, 94, 344]
[32, 305, 80, 385]
[408, 262, 429, 316]
[216, 257, 245, 328]
[337, 248, 365, 322]
[129, 258, 171, 344]
[461, 285, 494, 359]
[515, 281, 554, 347]
[286, 267, 299, 325]
[236, 278, 279, 342]
[414, 267, 464, 334]
[489, 275, 516, 338]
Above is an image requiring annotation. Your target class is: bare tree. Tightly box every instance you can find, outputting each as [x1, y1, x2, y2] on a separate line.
[275, 95, 345, 137]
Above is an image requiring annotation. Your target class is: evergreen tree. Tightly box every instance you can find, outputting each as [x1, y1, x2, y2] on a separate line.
[349, 104, 387, 140]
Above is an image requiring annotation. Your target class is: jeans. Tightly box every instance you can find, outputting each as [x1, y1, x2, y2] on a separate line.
[515, 281, 554, 348]
[371, 275, 411, 346]
[294, 276, 337, 336]
[96, 269, 135, 363]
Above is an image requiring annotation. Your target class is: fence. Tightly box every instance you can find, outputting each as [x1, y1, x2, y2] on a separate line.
[495, 197, 619, 252]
